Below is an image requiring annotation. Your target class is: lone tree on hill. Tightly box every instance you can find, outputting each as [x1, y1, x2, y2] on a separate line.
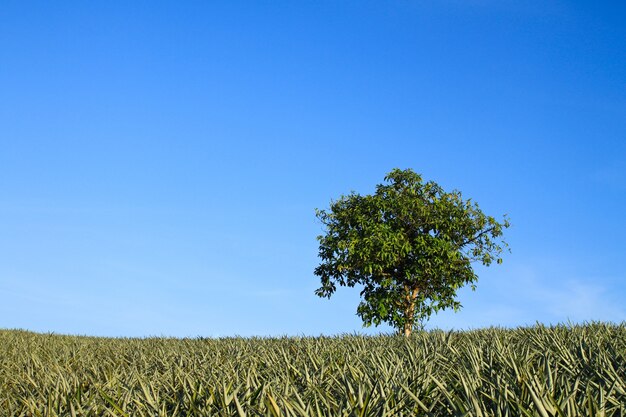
[314, 168, 510, 337]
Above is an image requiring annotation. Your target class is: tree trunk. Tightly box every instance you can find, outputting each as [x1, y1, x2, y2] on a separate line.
[402, 285, 419, 337]
[403, 321, 412, 337]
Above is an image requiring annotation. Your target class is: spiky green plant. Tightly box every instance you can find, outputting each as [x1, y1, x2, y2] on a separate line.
[1, 322, 624, 416]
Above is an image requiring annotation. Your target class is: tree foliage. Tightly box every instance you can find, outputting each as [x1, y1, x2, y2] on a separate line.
[314, 168, 510, 336]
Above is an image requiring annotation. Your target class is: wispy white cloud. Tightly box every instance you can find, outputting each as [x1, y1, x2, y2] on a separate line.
[521, 275, 625, 323]
[428, 263, 626, 331]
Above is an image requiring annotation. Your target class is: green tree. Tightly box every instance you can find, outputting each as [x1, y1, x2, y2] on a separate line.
[314, 168, 510, 337]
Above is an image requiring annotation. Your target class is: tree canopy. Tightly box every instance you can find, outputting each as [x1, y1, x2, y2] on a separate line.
[314, 168, 510, 336]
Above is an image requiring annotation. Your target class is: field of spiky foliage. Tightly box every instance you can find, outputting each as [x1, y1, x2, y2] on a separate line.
[1, 322, 625, 416]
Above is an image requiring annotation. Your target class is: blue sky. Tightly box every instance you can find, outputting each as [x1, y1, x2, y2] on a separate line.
[1, 1, 624, 337]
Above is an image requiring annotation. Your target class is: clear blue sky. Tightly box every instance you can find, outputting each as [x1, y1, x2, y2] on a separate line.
[1, 1, 624, 337]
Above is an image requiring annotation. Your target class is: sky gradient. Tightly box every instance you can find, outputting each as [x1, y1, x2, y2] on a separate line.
[1, 1, 625, 337]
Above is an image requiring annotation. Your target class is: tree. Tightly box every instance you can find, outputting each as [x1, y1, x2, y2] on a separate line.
[314, 168, 510, 337]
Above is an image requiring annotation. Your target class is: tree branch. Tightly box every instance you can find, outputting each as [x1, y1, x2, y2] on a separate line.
[460, 226, 496, 247]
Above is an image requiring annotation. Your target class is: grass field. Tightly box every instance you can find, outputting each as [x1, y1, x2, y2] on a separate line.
[1, 322, 625, 416]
